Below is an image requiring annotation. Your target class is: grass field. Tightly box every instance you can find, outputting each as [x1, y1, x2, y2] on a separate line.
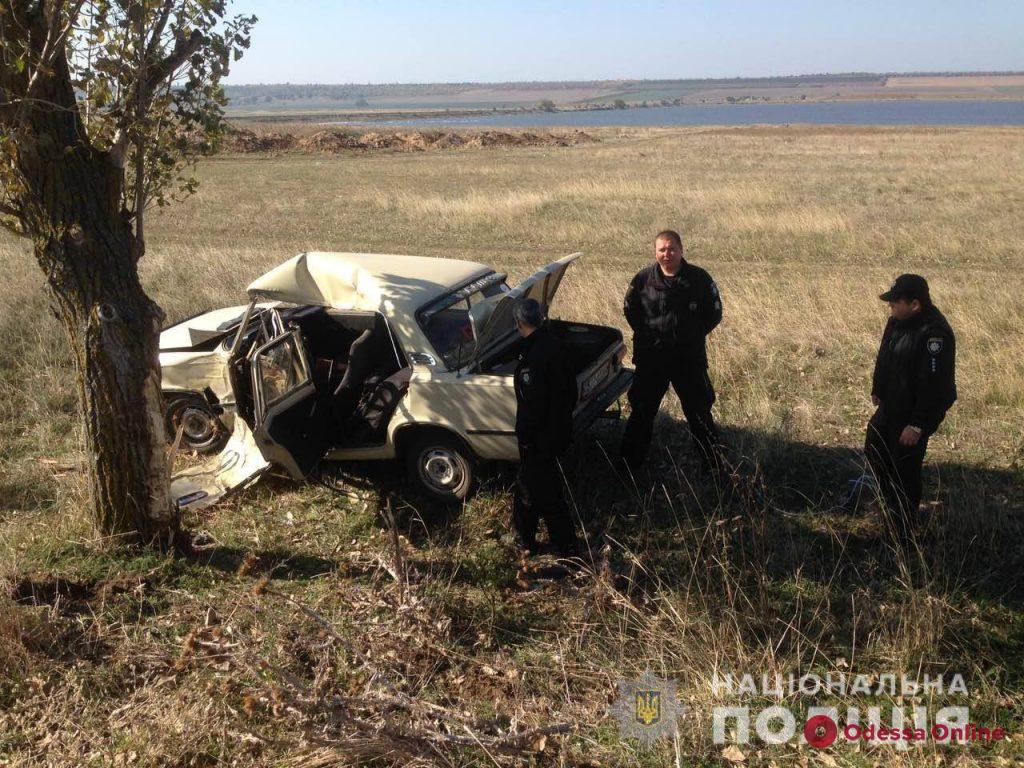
[1, 125, 1023, 766]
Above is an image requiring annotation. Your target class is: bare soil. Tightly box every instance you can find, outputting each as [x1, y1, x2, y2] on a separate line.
[220, 126, 599, 154]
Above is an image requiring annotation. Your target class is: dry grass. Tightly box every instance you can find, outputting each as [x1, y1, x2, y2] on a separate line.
[1, 125, 1022, 766]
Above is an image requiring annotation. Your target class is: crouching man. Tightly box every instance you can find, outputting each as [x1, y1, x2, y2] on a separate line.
[867, 274, 957, 549]
[512, 298, 580, 557]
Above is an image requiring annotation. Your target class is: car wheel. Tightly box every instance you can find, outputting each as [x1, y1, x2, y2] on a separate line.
[165, 395, 228, 455]
[404, 433, 475, 504]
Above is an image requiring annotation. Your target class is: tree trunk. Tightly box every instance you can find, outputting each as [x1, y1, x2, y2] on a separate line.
[40, 225, 176, 545]
[30, 149, 178, 545]
[3, 7, 178, 545]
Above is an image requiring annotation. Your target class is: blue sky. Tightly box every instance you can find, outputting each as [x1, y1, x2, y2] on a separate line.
[225, 1, 1024, 84]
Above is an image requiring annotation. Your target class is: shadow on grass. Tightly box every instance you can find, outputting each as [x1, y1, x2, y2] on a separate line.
[10, 414, 1022, 683]
[562, 417, 1024, 609]
[183, 412, 1023, 619]
[185, 545, 340, 580]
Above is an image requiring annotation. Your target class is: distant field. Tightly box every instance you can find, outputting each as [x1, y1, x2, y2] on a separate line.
[224, 74, 1024, 118]
[1, 126, 1023, 766]
[887, 75, 1024, 88]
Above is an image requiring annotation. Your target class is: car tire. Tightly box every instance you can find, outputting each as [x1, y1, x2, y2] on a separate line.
[165, 394, 228, 455]
[404, 432, 475, 505]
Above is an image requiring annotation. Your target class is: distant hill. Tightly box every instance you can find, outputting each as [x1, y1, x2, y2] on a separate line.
[222, 72, 1024, 118]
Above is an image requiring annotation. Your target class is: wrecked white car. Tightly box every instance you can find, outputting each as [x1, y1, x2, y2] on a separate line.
[162, 251, 633, 507]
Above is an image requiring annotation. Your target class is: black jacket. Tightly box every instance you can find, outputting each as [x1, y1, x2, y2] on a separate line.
[623, 261, 722, 368]
[871, 305, 957, 435]
[514, 326, 577, 455]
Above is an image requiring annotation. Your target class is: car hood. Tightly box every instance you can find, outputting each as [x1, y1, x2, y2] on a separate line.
[160, 304, 255, 351]
[469, 252, 581, 363]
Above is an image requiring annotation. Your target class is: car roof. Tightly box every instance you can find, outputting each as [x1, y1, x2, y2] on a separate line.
[246, 251, 494, 317]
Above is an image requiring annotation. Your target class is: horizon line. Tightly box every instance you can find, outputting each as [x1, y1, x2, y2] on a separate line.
[223, 69, 1024, 88]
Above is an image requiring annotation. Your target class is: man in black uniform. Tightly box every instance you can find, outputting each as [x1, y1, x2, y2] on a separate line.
[620, 230, 724, 474]
[866, 274, 957, 547]
[512, 298, 580, 557]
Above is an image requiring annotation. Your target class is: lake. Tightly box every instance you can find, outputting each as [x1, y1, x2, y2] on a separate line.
[359, 100, 1024, 128]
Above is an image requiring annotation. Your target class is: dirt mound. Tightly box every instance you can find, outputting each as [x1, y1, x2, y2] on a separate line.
[221, 128, 296, 153]
[298, 130, 364, 151]
[222, 127, 597, 155]
[429, 132, 467, 149]
[463, 130, 595, 149]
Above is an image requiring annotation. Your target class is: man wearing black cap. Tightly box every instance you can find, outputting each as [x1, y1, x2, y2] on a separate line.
[866, 274, 957, 547]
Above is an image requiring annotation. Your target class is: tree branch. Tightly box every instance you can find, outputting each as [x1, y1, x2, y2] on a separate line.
[144, 0, 175, 63]
[109, 27, 204, 168]
[4, 96, 79, 113]
[15, 0, 86, 127]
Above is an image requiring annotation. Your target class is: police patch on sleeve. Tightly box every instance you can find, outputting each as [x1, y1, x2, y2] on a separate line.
[521, 369, 531, 384]
[927, 337, 944, 354]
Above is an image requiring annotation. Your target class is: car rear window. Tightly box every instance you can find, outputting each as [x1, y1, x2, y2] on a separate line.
[419, 275, 508, 369]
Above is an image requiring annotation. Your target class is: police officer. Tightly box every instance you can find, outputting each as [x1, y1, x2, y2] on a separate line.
[512, 298, 580, 557]
[620, 230, 723, 474]
[866, 274, 957, 547]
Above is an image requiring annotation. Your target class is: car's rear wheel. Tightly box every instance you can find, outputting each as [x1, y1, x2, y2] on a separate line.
[165, 394, 228, 455]
[404, 433, 475, 504]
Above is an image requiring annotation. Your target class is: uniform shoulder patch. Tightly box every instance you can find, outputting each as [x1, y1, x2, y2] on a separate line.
[521, 369, 531, 384]
[926, 337, 944, 354]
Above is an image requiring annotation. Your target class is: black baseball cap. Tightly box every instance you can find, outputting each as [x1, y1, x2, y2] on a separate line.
[879, 274, 930, 303]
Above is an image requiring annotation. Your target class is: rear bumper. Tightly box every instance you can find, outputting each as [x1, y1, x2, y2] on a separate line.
[573, 368, 633, 436]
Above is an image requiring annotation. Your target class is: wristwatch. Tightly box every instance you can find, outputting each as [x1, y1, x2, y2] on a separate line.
[907, 425, 923, 436]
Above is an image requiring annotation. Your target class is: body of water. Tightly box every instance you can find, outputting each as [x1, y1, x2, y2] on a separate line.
[359, 100, 1024, 128]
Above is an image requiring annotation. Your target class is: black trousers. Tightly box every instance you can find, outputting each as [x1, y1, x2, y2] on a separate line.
[864, 410, 929, 546]
[620, 362, 720, 471]
[513, 444, 578, 555]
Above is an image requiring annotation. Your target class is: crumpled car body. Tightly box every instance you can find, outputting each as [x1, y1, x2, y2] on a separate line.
[162, 251, 633, 508]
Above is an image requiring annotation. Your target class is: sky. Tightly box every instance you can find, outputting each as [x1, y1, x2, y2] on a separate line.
[225, 1, 1024, 85]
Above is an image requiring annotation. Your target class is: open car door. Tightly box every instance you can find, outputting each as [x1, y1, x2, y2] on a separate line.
[469, 252, 581, 365]
[250, 328, 330, 480]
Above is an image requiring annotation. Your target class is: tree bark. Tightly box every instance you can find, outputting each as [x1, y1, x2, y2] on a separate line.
[3, 5, 177, 545]
[41, 227, 176, 545]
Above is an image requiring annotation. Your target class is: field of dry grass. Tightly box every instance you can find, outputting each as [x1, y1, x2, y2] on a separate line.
[1, 125, 1022, 766]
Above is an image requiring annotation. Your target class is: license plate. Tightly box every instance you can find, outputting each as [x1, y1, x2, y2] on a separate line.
[581, 359, 614, 401]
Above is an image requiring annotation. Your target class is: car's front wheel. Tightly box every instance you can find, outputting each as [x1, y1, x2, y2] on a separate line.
[404, 432, 475, 504]
[165, 394, 228, 455]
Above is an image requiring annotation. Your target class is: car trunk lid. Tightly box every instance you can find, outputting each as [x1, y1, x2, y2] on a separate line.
[468, 252, 580, 366]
